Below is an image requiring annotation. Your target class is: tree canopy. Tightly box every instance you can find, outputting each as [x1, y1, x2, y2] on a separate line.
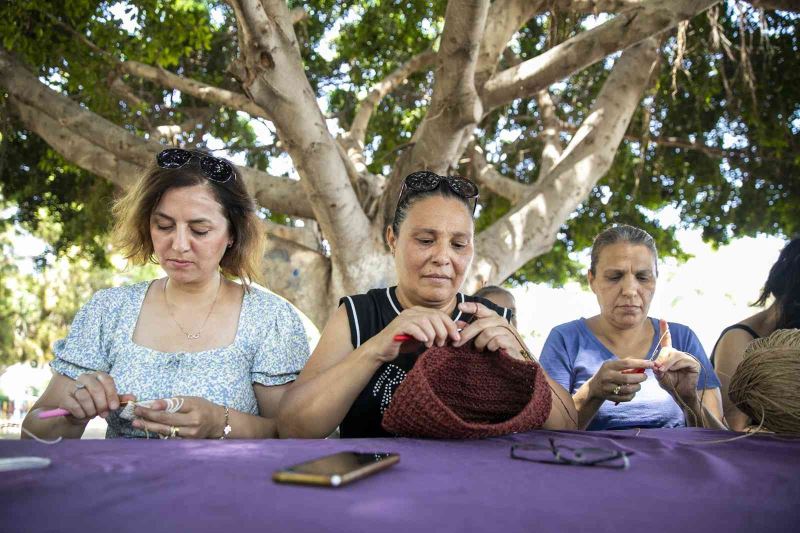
[0, 0, 798, 328]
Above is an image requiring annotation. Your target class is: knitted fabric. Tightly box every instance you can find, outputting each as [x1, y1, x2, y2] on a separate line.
[381, 344, 552, 439]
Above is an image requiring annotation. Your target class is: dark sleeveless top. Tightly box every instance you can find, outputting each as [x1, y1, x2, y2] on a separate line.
[338, 286, 513, 438]
[710, 324, 760, 367]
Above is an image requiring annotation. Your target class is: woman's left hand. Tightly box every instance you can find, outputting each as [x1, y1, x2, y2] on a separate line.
[653, 319, 701, 405]
[452, 302, 529, 361]
[131, 396, 225, 439]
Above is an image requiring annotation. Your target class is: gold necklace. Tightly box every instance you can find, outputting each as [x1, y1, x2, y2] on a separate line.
[163, 277, 222, 340]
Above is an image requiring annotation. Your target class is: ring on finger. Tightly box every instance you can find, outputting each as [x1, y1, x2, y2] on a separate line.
[73, 381, 87, 396]
[168, 425, 179, 439]
[612, 384, 622, 395]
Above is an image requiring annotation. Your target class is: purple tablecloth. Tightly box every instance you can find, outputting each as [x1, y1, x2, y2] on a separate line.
[2, 428, 799, 533]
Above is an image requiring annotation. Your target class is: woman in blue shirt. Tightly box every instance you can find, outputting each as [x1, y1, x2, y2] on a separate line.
[540, 225, 724, 430]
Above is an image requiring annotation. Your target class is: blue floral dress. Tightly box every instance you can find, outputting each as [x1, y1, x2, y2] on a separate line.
[50, 281, 311, 438]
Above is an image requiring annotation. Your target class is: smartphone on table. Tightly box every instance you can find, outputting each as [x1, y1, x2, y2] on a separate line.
[272, 451, 400, 487]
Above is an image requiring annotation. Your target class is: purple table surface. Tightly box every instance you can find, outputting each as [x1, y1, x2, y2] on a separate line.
[1, 428, 799, 533]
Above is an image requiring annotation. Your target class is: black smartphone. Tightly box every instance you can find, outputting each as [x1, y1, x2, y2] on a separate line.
[272, 451, 400, 487]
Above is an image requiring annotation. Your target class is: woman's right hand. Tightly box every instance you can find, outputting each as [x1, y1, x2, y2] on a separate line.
[366, 306, 461, 363]
[588, 359, 654, 403]
[59, 371, 136, 422]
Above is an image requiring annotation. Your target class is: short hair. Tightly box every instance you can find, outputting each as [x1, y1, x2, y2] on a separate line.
[112, 152, 265, 287]
[474, 285, 513, 300]
[754, 237, 800, 329]
[589, 224, 659, 276]
[390, 174, 477, 236]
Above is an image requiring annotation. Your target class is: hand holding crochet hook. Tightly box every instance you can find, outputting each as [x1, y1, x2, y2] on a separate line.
[130, 396, 225, 439]
[379, 306, 461, 361]
[37, 371, 137, 422]
[452, 301, 530, 361]
[651, 319, 702, 405]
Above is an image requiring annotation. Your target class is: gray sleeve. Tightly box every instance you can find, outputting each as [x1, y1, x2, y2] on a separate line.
[50, 289, 116, 379]
[251, 296, 311, 386]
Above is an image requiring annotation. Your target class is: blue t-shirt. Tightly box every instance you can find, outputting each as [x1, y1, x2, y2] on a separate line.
[540, 318, 720, 430]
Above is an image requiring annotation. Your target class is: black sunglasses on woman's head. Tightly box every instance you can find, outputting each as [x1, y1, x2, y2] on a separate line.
[397, 171, 480, 214]
[156, 148, 236, 184]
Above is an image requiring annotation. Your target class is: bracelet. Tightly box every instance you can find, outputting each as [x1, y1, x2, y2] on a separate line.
[219, 406, 232, 440]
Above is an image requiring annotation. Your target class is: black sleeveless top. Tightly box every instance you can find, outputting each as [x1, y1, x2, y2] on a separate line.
[710, 324, 760, 367]
[338, 286, 513, 438]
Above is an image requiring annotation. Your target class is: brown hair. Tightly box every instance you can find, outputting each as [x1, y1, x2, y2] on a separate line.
[112, 153, 265, 287]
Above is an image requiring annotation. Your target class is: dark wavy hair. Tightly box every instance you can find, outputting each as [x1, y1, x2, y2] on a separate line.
[754, 237, 800, 329]
[390, 173, 477, 235]
[112, 151, 265, 287]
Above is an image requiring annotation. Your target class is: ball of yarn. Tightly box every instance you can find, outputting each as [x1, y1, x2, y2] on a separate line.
[729, 329, 800, 433]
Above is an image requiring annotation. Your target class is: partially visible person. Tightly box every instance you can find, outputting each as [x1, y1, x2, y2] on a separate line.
[540, 225, 723, 431]
[22, 148, 310, 440]
[712, 237, 800, 431]
[278, 171, 577, 438]
[474, 285, 517, 327]
[728, 328, 800, 434]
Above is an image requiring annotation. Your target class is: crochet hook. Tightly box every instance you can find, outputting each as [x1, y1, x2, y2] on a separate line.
[37, 402, 132, 419]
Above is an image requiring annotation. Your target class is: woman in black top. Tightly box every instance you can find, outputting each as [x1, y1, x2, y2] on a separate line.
[278, 171, 576, 438]
[712, 237, 800, 430]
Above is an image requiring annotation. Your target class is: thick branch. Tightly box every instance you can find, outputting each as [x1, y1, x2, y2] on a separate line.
[535, 89, 563, 178]
[744, 0, 800, 11]
[469, 145, 531, 204]
[475, 0, 546, 87]
[0, 49, 314, 218]
[557, 0, 648, 12]
[229, 0, 375, 293]
[290, 7, 307, 24]
[481, 0, 719, 110]
[46, 14, 270, 120]
[263, 219, 321, 252]
[120, 60, 272, 120]
[471, 38, 660, 288]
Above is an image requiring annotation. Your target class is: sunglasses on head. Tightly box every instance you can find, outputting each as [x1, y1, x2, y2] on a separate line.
[156, 148, 236, 184]
[397, 171, 480, 214]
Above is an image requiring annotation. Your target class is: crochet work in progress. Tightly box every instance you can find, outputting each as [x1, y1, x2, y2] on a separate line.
[382, 344, 552, 439]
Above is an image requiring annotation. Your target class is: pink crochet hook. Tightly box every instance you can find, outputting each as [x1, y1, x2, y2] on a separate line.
[38, 402, 132, 419]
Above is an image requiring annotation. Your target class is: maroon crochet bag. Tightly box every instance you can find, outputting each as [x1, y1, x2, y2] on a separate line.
[381, 344, 552, 439]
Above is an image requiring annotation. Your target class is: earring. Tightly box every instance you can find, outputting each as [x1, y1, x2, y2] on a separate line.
[227, 242, 233, 249]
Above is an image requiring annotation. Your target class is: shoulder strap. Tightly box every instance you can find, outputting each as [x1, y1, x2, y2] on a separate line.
[710, 324, 760, 366]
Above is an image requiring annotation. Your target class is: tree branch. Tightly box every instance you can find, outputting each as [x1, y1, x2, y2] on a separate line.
[290, 6, 307, 24]
[228, 0, 377, 295]
[347, 49, 437, 148]
[263, 219, 321, 253]
[744, 0, 800, 11]
[120, 60, 273, 120]
[469, 145, 531, 204]
[475, 0, 547, 88]
[556, 0, 649, 12]
[45, 13, 272, 120]
[534, 89, 563, 179]
[471, 37, 660, 288]
[481, 0, 719, 110]
[0, 48, 314, 219]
